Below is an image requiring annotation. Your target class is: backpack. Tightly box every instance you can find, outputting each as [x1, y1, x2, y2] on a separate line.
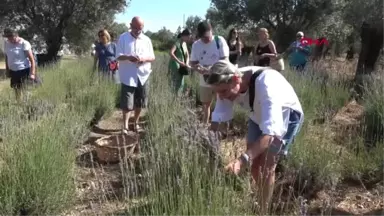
[249, 68, 266, 112]
[214, 35, 220, 50]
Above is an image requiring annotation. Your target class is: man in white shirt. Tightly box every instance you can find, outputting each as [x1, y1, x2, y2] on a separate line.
[206, 60, 304, 214]
[3, 28, 36, 101]
[116, 16, 155, 133]
[189, 21, 230, 125]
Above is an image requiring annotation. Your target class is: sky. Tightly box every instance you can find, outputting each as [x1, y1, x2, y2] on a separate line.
[115, 0, 211, 33]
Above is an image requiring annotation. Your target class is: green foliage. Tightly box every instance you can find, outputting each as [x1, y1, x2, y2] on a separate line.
[208, 0, 341, 50]
[185, 16, 203, 36]
[0, 0, 129, 58]
[0, 58, 118, 215]
[108, 22, 129, 40]
[149, 27, 176, 51]
[343, 0, 384, 30]
[0, 53, 383, 215]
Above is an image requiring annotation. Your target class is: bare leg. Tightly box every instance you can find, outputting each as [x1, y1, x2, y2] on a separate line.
[133, 108, 142, 131]
[15, 89, 22, 102]
[122, 109, 131, 131]
[202, 101, 211, 124]
[251, 150, 280, 215]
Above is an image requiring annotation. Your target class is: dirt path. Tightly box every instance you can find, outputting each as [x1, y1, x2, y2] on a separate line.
[69, 100, 384, 215]
[67, 110, 147, 216]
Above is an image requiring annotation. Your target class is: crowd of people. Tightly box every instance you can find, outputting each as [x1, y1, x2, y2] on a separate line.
[107, 17, 305, 214]
[2, 16, 310, 214]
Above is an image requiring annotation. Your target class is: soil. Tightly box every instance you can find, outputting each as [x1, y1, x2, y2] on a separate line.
[69, 97, 383, 215]
[66, 110, 147, 216]
[307, 99, 383, 215]
[208, 98, 383, 215]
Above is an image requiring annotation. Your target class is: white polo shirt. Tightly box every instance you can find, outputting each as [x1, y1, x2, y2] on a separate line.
[190, 35, 229, 87]
[4, 37, 32, 71]
[116, 32, 155, 87]
[211, 66, 304, 140]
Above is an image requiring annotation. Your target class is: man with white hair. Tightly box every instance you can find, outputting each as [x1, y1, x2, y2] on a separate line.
[286, 31, 311, 71]
[206, 60, 304, 214]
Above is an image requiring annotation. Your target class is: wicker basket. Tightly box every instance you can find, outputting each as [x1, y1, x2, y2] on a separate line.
[95, 133, 139, 163]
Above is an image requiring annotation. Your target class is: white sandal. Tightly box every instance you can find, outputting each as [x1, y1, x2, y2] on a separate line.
[134, 123, 144, 133]
[122, 128, 129, 135]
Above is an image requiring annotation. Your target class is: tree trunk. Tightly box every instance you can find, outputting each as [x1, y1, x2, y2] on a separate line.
[273, 26, 296, 53]
[354, 20, 384, 97]
[40, 25, 65, 67]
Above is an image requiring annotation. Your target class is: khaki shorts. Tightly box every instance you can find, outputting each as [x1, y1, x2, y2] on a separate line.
[199, 86, 215, 103]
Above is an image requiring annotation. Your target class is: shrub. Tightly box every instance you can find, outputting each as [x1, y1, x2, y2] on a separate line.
[1, 53, 383, 215]
[0, 59, 117, 215]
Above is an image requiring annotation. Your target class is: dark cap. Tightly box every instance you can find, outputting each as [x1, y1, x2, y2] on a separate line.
[177, 29, 191, 38]
[3, 28, 17, 37]
[197, 21, 212, 38]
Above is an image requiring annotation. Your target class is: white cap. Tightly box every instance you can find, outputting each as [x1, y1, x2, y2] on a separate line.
[296, 31, 304, 37]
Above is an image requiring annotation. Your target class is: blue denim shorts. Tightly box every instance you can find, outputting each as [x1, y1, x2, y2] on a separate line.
[247, 109, 303, 156]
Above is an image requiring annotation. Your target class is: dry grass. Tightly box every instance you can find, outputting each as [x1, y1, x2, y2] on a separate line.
[0, 53, 382, 215]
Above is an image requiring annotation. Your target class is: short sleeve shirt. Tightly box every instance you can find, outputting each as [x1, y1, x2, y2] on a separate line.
[190, 35, 229, 87]
[4, 37, 32, 71]
[95, 42, 117, 72]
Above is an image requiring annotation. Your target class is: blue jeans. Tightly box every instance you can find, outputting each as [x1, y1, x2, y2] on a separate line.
[247, 109, 303, 156]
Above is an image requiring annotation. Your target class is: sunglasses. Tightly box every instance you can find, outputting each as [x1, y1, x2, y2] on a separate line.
[98, 34, 104, 37]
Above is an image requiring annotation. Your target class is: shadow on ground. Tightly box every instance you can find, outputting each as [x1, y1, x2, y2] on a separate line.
[308, 208, 384, 216]
[0, 69, 7, 79]
[110, 202, 163, 216]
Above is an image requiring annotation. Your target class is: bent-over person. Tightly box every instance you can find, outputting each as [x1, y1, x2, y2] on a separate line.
[207, 60, 304, 214]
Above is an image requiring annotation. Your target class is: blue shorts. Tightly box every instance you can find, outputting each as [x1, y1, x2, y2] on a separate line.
[247, 109, 303, 156]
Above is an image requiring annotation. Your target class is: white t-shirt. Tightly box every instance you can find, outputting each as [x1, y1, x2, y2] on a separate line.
[4, 37, 32, 71]
[211, 66, 304, 140]
[190, 35, 229, 87]
[116, 32, 155, 87]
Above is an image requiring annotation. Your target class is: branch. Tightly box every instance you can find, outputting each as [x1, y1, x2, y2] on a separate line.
[262, 18, 277, 29]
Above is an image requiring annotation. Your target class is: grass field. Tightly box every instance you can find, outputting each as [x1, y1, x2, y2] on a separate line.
[0, 54, 382, 215]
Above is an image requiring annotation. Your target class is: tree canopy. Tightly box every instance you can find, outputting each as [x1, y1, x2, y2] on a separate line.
[1, 0, 129, 60]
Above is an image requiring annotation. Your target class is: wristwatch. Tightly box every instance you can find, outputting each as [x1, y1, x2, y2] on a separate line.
[239, 153, 251, 165]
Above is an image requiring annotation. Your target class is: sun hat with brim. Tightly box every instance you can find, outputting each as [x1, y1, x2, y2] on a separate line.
[3, 28, 17, 37]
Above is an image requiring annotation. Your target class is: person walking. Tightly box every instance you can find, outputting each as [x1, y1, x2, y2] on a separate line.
[115, 16, 155, 133]
[206, 60, 304, 214]
[168, 29, 191, 95]
[3, 28, 36, 101]
[226, 28, 242, 68]
[94, 29, 118, 80]
[189, 21, 230, 125]
[253, 28, 277, 67]
[286, 31, 311, 72]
